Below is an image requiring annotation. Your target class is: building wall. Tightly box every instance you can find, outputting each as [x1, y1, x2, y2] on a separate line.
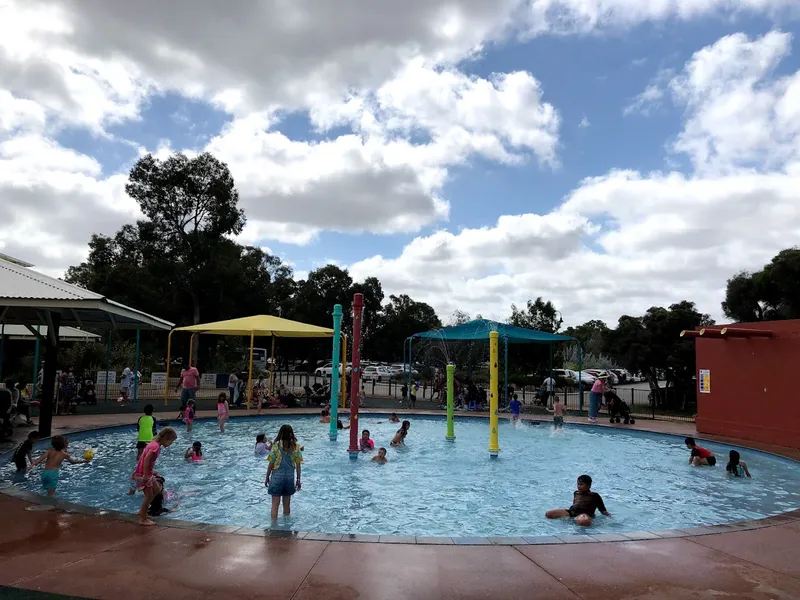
[695, 320, 800, 450]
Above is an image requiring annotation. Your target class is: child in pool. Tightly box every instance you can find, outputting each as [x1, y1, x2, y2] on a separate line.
[265, 424, 303, 521]
[552, 397, 564, 429]
[12, 430, 41, 472]
[254, 433, 272, 456]
[685, 437, 716, 466]
[545, 474, 610, 526]
[388, 412, 400, 423]
[320, 409, 330, 423]
[217, 392, 229, 433]
[29, 435, 90, 497]
[726, 450, 752, 478]
[390, 420, 411, 446]
[509, 394, 522, 423]
[184, 399, 196, 433]
[131, 427, 178, 526]
[371, 447, 388, 463]
[360, 429, 374, 452]
[185, 441, 203, 462]
[337, 419, 350, 430]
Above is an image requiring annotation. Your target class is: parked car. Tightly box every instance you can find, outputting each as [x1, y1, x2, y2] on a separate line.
[362, 366, 385, 381]
[554, 369, 596, 387]
[314, 363, 352, 377]
[586, 369, 618, 385]
[610, 369, 628, 384]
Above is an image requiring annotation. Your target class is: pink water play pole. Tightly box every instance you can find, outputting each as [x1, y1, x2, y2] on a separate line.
[348, 293, 364, 458]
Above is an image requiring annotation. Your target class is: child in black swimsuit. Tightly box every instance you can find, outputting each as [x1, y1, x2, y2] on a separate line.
[545, 474, 610, 526]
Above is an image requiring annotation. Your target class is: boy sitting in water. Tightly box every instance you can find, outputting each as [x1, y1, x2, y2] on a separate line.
[371, 448, 388, 463]
[685, 437, 716, 466]
[545, 474, 610, 526]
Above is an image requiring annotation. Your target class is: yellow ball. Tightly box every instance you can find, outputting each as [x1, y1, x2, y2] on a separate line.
[83, 449, 95, 461]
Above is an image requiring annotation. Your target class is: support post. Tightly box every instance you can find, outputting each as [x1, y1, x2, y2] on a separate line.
[0, 323, 4, 381]
[268, 335, 276, 395]
[503, 336, 509, 407]
[39, 313, 61, 437]
[164, 330, 173, 406]
[31, 327, 40, 401]
[188, 335, 194, 367]
[247, 332, 255, 414]
[340, 334, 347, 409]
[578, 342, 584, 412]
[489, 330, 500, 458]
[104, 331, 112, 402]
[329, 304, 343, 441]
[347, 293, 364, 458]
[133, 329, 141, 402]
[548, 343, 553, 409]
[446, 363, 455, 441]
[407, 337, 413, 402]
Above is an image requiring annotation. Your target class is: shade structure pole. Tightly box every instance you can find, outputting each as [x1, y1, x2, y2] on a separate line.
[133, 329, 141, 402]
[247, 332, 255, 414]
[503, 336, 509, 407]
[329, 304, 343, 441]
[188, 335, 194, 368]
[164, 330, 173, 406]
[548, 343, 553, 409]
[104, 330, 112, 402]
[268, 335, 276, 396]
[0, 323, 4, 381]
[578, 342, 584, 412]
[407, 337, 413, 402]
[446, 363, 455, 441]
[340, 334, 347, 409]
[39, 314, 61, 437]
[31, 327, 40, 401]
[347, 293, 364, 458]
[489, 331, 500, 457]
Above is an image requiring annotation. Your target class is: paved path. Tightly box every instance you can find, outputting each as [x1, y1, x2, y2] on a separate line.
[2, 411, 799, 599]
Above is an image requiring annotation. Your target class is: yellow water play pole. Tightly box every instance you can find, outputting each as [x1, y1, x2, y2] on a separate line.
[247, 332, 254, 414]
[489, 330, 500, 457]
[164, 330, 174, 406]
[188, 335, 194, 367]
[340, 334, 348, 408]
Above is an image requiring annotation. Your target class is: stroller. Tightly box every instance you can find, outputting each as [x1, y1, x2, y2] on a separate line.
[77, 378, 97, 405]
[604, 391, 636, 424]
[303, 383, 330, 406]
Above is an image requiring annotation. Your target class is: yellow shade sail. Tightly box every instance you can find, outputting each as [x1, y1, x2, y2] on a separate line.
[173, 315, 334, 338]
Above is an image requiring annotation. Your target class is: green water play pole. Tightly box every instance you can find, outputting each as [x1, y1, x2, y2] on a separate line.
[446, 363, 455, 441]
[329, 304, 343, 441]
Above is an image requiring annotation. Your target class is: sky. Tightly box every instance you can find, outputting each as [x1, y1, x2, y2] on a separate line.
[2, 0, 800, 328]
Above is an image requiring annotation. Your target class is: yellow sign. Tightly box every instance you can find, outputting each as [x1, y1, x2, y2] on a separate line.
[699, 369, 711, 394]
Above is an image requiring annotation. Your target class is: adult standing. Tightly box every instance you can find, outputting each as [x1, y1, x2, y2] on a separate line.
[588, 375, 608, 423]
[176, 362, 200, 408]
[228, 370, 239, 407]
[120, 366, 133, 402]
[541, 374, 556, 409]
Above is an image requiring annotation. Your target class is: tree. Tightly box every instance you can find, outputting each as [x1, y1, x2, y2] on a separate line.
[508, 298, 562, 333]
[605, 301, 713, 410]
[723, 248, 800, 322]
[563, 319, 610, 357]
[370, 295, 442, 362]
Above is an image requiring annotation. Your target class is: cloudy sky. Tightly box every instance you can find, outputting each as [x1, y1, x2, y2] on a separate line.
[2, 0, 799, 327]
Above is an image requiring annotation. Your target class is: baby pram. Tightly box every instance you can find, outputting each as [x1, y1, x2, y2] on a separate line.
[604, 391, 635, 424]
[303, 383, 330, 406]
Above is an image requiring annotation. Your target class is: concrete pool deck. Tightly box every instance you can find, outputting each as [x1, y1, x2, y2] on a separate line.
[2, 410, 799, 599]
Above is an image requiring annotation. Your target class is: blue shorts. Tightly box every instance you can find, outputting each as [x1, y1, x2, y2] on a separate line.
[41, 469, 59, 490]
[268, 472, 296, 497]
[180, 388, 197, 404]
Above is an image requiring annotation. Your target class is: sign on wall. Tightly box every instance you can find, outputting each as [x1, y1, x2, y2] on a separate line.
[96, 371, 117, 385]
[699, 369, 711, 394]
[200, 373, 217, 387]
[150, 372, 167, 387]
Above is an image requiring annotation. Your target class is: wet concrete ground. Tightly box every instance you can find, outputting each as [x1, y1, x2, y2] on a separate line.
[2, 411, 799, 599]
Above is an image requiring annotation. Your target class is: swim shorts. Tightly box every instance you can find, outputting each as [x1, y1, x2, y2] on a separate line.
[553, 416, 564, 427]
[706, 456, 716, 466]
[41, 469, 59, 490]
[567, 506, 590, 518]
[267, 472, 296, 497]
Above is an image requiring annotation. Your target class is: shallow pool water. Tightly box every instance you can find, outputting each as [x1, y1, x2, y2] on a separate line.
[4, 415, 800, 537]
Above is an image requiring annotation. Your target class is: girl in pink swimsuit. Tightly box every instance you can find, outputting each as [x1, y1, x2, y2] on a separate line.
[131, 427, 177, 526]
[184, 441, 203, 462]
[217, 392, 229, 433]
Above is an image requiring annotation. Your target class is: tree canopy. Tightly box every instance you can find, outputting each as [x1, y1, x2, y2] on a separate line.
[723, 248, 800, 322]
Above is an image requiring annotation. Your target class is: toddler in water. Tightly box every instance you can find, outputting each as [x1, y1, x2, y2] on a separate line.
[389, 412, 400, 423]
[217, 393, 229, 433]
[371, 448, 388, 463]
[726, 450, 752, 478]
[131, 427, 178, 526]
[545, 474, 610, 526]
[509, 393, 522, 424]
[185, 441, 203, 462]
[552, 397, 564, 429]
[320, 409, 331, 423]
[360, 429, 374, 452]
[390, 420, 411, 447]
[685, 437, 716, 466]
[184, 399, 196, 433]
[29, 435, 91, 497]
[254, 433, 272, 456]
[12, 430, 41, 472]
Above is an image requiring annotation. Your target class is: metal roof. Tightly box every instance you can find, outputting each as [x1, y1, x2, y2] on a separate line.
[0, 257, 173, 331]
[0, 324, 102, 342]
[413, 318, 576, 344]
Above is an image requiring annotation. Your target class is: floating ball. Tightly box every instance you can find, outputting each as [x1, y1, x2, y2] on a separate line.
[83, 449, 95, 461]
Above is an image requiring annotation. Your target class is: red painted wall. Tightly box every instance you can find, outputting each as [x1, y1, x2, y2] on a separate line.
[695, 320, 800, 450]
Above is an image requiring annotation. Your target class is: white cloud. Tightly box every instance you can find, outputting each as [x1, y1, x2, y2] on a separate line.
[578, 116, 591, 128]
[351, 31, 800, 326]
[623, 83, 667, 116]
